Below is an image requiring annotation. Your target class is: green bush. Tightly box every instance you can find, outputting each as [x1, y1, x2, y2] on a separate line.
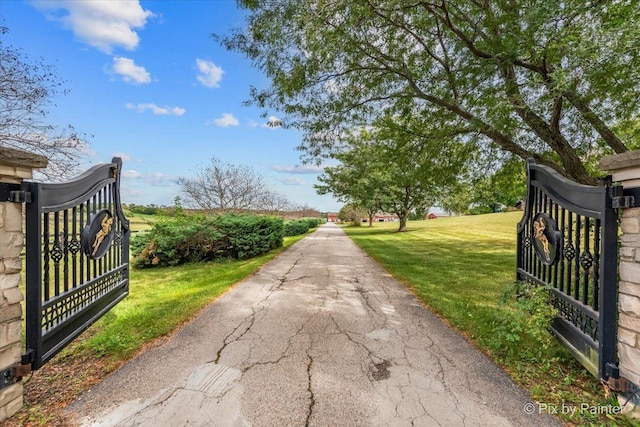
[215, 214, 284, 259]
[303, 217, 324, 228]
[131, 214, 283, 268]
[284, 220, 309, 236]
[469, 205, 494, 215]
[488, 282, 560, 366]
[283, 218, 323, 236]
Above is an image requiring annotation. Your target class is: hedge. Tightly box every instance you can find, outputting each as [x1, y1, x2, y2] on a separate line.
[283, 217, 324, 236]
[131, 214, 284, 268]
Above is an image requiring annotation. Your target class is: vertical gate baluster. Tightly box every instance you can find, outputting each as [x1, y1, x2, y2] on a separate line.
[559, 207, 566, 293]
[71, 206, 78, 289]
[567, 211, 573, 297]
[583, 217, 591, 305]
[63, 209, 69, 293]
[43, 213, 50, 303]
[85, 199, 91, 282]
[593, 220, 601, 311]
[53, 211, 60, 298]
[79, 203, 85, 285]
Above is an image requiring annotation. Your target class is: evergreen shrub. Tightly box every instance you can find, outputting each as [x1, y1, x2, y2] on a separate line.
[132, 214, 283, 268]
[283, 217, 324, 236]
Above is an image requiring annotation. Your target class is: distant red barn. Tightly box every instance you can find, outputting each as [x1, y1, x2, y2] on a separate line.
[428, 213, 438, 219]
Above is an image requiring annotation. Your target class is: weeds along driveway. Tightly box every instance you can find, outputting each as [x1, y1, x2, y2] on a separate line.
[66, 223, 560, 427]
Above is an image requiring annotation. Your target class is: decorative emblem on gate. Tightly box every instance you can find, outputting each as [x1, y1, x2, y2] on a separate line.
[532, 213, 562, 265]
[81, 209, 115, 259]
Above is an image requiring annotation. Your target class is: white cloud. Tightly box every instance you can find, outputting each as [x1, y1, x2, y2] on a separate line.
[196, 59, 224, 88]
[264, 116, 282, 129]
[32, 1, 154, 54]
[272, 165, 324, 174]
[146, 172, 178, 186]
[122, 169, 142, 179]
[209, 113, 239, 127]
[279, 177, 306, 186]
[121, 170, 177, 186]
[249, 116, 283, 130]
[126, 102, 186, 116]
[113, 151, 132, 161]
[111, 57, 151, 84]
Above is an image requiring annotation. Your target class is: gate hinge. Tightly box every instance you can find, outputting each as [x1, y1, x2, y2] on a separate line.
[0, 183, 31, 203]
[610, 186, 635, 209]
[0, 363, 31, 390]
[9, 191, 31, 203]
[604, 363, 631, 392]
[607, 376, 631, 393]
[612, 195, 635, 209]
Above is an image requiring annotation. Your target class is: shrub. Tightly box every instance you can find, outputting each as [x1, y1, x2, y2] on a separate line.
[283, 220, 309, 236]
[302, 217, 324, 228]
[488, 282, 560, 367]
[132, 214, 283, 268]
[469, 205, 493, 215]
[215, 214, 284, 259]
[283, 218, 323, 236]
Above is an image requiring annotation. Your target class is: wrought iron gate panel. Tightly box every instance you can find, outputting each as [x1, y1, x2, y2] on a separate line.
[23, 157, 130, 370]
[516, 159, 618, 380]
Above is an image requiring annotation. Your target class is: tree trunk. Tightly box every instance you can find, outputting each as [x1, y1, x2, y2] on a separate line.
[398, 215, 407, 232]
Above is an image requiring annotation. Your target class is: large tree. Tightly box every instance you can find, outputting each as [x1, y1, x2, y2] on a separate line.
[316, 114, 468, 231]
[315, 140, 384, 226]
[221, 0, 640, 185]
[0, 22, 89, 179]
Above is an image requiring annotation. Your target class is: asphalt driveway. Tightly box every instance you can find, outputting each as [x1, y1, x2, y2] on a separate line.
[66, 223, 560, 426]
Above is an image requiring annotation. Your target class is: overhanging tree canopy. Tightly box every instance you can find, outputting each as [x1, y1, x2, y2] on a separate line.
[221, 0, 640, 184]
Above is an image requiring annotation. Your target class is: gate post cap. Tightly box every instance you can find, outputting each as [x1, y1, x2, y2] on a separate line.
[600, 150, 640, 172]
[600, 150, 640, 188]
[0, 147, 48, 169]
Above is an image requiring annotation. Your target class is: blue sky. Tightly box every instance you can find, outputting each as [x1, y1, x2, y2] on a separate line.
[1, 0, 341, 212]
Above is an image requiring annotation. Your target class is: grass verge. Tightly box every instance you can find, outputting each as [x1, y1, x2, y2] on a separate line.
[343, 212, 635, 426]
[7, 233, 309, 427]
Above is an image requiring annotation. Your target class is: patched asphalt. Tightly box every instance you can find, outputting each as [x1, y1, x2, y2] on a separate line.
[65, 223, 561, 426]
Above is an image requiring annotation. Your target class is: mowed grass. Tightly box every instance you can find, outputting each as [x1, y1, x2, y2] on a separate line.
[343, 212, 633, 426]
[123, 210, 156, 233]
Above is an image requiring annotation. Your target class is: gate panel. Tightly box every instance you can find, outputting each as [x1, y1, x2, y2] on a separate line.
[23, 157, 130, 370]
[516, 159, 618, 380]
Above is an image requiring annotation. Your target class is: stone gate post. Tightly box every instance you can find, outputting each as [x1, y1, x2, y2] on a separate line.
[0, 147, 47, 422]
[600, 151, 640, 411]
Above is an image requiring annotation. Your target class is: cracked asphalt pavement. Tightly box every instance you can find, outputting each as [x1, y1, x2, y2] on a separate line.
[66, 223, 560, 427]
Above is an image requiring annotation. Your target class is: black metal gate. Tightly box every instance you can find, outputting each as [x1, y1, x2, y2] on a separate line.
[516, 159, 618, 380]
[22, 157, 130, 370]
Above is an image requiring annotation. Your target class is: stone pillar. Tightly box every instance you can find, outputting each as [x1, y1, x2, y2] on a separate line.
[600, 151, 640, 411]
[0, 147, 47, 422]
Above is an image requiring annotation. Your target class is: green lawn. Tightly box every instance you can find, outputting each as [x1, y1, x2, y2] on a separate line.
[123, 209, 157, 233]
[343, 212, 634, 426]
